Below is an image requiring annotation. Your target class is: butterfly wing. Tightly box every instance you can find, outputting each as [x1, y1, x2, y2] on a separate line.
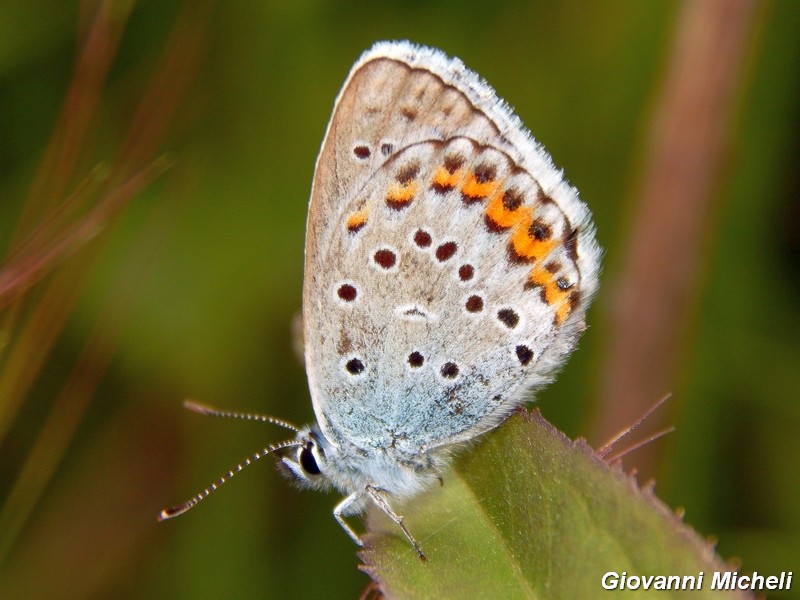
[303, 41, 600, 454]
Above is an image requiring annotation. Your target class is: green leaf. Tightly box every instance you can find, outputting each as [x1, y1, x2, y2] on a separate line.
[361, 410, 752, 599]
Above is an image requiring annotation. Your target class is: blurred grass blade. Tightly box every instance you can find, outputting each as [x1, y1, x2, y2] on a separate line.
[0, 0, 134, 406]
[0, 0, 209, 566]
[0, 166, 189, 565]
[362, 411, 752, 599]
[593, 0, 761, 472]
[13, 0, 134, 235]
[0, 159, 169, 309]
[0, 157, 170, 442]
[112, 0, 212, 177]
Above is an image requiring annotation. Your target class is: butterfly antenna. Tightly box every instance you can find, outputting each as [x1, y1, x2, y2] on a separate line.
[158, 439, 302, 521]
[596, 392, 672, 459]
[183, 399, 300, 432]
[605, 426, 676, 464]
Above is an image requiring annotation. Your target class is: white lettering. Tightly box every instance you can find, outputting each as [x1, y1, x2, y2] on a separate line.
[712, 571, 733, 589]
[603, 571, 790, 592]
[680, 574, 698, 589]
[602, 572, 618, 590]
[653, 576, 669, 590]
[751, 572, 764, 589]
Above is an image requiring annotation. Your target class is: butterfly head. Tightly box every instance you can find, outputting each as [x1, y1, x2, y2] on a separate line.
[278, 426, 335, 491]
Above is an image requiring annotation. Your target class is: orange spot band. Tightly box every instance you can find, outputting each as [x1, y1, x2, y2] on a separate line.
[386, 180, 418, 205]
[347, 208, 368, 231]
[511, 218, 557, 261]
[461, 174, 499, 200]
[528, 266, 573, 325]
[432, 167, 462, 190]
[485, 192, 527, 229]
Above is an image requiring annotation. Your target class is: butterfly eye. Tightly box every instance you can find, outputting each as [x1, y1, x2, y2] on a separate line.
[299, 444, 321, 476]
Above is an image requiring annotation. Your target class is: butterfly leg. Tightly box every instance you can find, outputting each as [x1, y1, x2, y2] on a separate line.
[365, 485, 426, 561]
[333, 492, 366, 547]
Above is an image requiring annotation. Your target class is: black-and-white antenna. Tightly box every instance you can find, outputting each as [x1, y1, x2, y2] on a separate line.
[158, 400, 302, 521]
[182, 399, 300, 432]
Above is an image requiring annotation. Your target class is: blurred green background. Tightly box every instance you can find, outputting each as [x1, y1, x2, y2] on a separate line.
[0, 1, 798, 598]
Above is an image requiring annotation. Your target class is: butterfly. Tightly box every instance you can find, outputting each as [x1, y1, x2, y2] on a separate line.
[160, 41, 600, 561]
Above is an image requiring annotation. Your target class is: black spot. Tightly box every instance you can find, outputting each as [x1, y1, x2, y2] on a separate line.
[337, 284, 357, 302]
[348, 221, 365, 233]
[353, 145, 370, 159]
[506, 243, 532, 266]
[465, 295, 484, 313]
[485, 214, 506, 233]
[396, 163, 420, 185]
[441, 362, 459, 379]
[444, 155, 465, 173]
[461, 164, 497, 204]
[458, 264, 475, 281]
[537, 189, 555, 205]
[556, 277, 573, 291]
[568, 291, 580, 310]
[564, 227, 579, 261]
[373, 249, 397, 269]
[432, 182, 453, 195]
[381, 143, 394, 156]
[408, 351, 424, 368]
[473, 163, 496, 184]
[516, 345, 533, 366]
[497, 308, 520, 329]
[386, 196, 413, 211]
[345, 358, 364, 375]
[502, 188, 524, 211]
[529, 219, 552, 241]
[435, 241, 458, 262]
[300, 446, 321, 475]
[414, 230, 432, 248]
